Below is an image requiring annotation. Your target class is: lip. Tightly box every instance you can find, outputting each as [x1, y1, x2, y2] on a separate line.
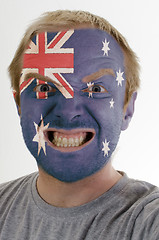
[44, 128, 96, 152]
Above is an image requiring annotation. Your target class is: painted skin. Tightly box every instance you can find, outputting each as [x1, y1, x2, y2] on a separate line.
[20, 29, 126, 182]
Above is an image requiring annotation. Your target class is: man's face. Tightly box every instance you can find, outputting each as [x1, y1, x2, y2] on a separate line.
[20, 28, 126, 182]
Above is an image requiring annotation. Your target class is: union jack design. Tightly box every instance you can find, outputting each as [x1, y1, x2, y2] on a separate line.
[20, 30, 74, 99]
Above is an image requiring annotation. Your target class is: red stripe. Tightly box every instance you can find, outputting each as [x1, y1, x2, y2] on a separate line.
[38, 33, 45, 75]
[48, 31, 67, 49]
[38, 79, 46, 84]
[23, 53, 73, 69]
[37, 79, 48, 99]
[53, 73, 74, 97]
[38, 92, 47, 99]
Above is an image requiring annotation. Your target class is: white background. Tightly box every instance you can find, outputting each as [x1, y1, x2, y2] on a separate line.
[0, 0, 159, 184]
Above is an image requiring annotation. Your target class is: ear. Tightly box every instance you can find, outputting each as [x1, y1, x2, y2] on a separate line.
[121, 92, 137, 131]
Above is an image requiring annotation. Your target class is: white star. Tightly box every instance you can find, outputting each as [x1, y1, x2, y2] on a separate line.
[102, 139, 110, 157]
[102, 39, 110, 56]
[33, 115, 49, 155]
[87, 82, 94, 98]
[116, 69, 125, 86]
[110, 98, 115, 108]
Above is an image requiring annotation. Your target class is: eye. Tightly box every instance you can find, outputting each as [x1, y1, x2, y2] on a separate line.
[83, 84, 108, 93]
[39, 84, 50, 92]
[34, 84, 56, 93]
[91, 85, 106, 93]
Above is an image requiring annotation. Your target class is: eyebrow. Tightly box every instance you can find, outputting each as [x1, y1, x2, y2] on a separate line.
[82, 68, 115, 83]
[24, 73, 61, 87]
[24, 69, 115, 86]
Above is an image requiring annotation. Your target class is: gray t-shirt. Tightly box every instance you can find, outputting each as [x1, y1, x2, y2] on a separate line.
[0, 172, 159, 240]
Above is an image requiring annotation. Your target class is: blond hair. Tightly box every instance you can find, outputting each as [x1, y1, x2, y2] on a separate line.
[8, 10, 140, 109]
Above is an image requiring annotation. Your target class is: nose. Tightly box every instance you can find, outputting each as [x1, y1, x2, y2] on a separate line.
[53, 95, 84, 122]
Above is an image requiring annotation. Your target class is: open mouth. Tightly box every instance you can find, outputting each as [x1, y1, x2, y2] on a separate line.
[44, 128, 95, 152]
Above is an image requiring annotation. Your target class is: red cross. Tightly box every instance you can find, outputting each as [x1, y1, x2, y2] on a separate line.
[22, 31, 74, 98]
[23, 32, 74, 75]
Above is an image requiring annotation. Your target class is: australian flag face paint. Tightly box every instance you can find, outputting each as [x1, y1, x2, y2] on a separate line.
[20, 28, 126, 182]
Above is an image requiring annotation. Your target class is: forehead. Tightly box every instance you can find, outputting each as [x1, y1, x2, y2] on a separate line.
[70, 28, 124, 69]
[25, 28, 124, 71]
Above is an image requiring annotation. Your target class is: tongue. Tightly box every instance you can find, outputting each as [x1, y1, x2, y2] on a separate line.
[54, 131, 87, 139]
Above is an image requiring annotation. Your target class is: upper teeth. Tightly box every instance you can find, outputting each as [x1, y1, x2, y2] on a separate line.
[53, 135, 85, 148]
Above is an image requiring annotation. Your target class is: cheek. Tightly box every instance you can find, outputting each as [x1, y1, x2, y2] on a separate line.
[88, 98, 123, 125]
[87, 98, 123, 145]
[20, 96, 48, 145]
[20, 92, 54, 122]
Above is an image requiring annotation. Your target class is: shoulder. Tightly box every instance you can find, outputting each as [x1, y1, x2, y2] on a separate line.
[126, 177, 159, 239]
[116, 174, 159, 217]
[126, 176, 159, 214]
[0, 172, 38, 204]
[121, 174, 159, 203]
[131, 196, 159, 239]
[129, 177, 159, 214]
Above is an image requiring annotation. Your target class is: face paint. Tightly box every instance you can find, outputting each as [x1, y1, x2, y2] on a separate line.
[20, 30, 74, 99]
[20, 28, 126, 182]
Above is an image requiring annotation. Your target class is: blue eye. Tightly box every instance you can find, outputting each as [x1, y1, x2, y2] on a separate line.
[39, 84, 50, 92]
[34, 84, 56, 93]
[91, 85, 104, 92]
[83, 84, 108, 93]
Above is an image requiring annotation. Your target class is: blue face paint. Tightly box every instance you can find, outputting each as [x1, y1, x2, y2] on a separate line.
[20, 28, 126, 182]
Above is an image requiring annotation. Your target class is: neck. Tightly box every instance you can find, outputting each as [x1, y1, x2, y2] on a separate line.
[37, 162, 122, 208]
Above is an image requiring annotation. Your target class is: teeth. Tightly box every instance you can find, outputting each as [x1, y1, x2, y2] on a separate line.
[69, 138, 74, 146]
[54, 135, 58, 141]
[79, 136, 83, 144]
[53, 134, 85, 148]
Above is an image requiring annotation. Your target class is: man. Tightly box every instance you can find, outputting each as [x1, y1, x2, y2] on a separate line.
[0, 10, 159, 239]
